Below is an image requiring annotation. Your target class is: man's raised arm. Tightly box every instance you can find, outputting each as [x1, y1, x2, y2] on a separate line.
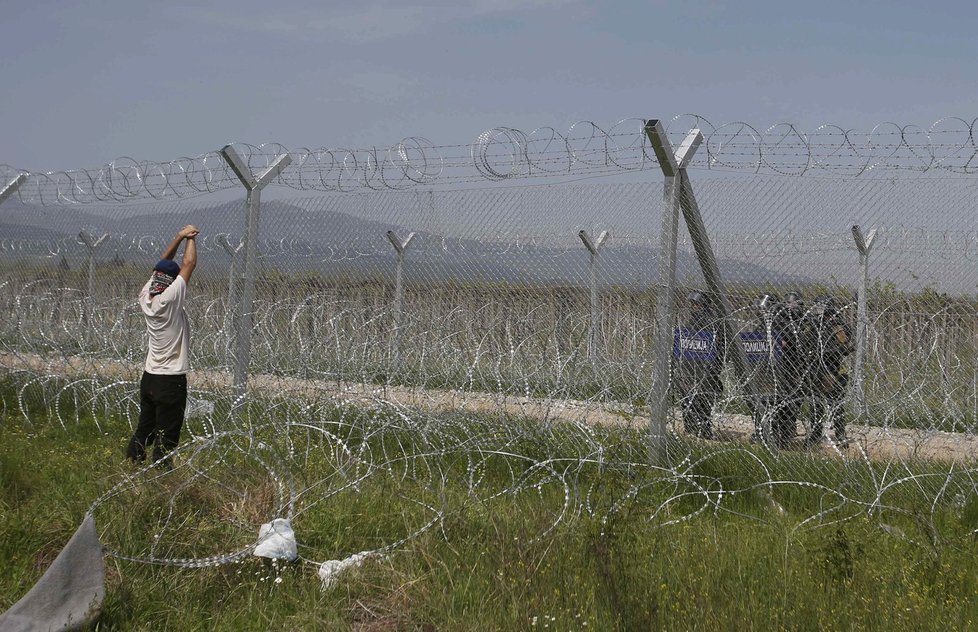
[179, 228, 198, 284]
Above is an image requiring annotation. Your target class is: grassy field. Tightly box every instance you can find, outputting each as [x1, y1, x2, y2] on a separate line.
[3, 381, 978, 630]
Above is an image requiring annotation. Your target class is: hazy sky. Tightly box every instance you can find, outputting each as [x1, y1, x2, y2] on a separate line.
[3, 0, 977, 173]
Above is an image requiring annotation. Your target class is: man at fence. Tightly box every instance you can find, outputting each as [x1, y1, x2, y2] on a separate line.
[805, 296, 853, 449]
[673, 291, 725, 439]
[126, 225, 199, 466]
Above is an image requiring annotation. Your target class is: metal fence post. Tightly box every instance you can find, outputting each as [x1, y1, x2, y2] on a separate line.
[851, 225, 877, 417]
[220, 146, 292, 405]
[215, 233, 244, 366]
[386, 230, 415, 328]
[645, 120, 685, 460]
[0, 174, 28, 207]
[76, 230, 109, 338]
[77, 230, 109, 298]
[645, 119, 756, 457]
[386, 230, 415, 375]
[578, 229, 609, 363]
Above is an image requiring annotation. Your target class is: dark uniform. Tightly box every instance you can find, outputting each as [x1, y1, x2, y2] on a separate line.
[673, 291, 725, 439]
[743, 294, 791, 447]
[806, 296, 853, 448]
[771, 291, 813, 446]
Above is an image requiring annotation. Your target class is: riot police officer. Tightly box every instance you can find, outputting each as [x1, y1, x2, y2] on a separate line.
[673, 291, 725, 439]
[805, 295, 853, 448]
[744, 293, 790, 447]
[771, 290, 812, 446]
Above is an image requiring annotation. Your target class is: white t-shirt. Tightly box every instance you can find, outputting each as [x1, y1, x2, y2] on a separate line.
[139, 275, 190, 375]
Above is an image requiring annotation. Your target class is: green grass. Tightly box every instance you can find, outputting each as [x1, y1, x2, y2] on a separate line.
[4, 380, 978, 630]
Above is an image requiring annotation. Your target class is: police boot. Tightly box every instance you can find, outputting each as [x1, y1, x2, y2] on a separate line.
[803, 425, 824, 449]
[749, 418, 763, 444]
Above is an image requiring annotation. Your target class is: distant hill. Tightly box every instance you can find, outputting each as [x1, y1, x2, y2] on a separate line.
[0, 199, 805, 289]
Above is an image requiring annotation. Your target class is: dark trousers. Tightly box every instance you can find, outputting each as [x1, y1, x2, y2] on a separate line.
[773, 397, 803, 443]
[752, 395, 801, 448]
[810, 374, 848, 440]
[810, 397, 846, 439]
[753, 397, 798, 446]
[682, 392, 717, 437]
[127, 372, 187, 464]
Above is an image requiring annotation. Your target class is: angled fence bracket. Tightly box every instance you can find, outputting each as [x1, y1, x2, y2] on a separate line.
[645, 119, 756, 460]
[0, 174, 28, 207]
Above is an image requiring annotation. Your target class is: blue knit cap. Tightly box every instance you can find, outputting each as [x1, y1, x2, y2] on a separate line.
[149, 259, 181, 297]
[154, 259, 181, 276]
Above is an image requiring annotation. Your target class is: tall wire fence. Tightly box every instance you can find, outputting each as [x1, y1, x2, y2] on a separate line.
[3, 116, 978, 571]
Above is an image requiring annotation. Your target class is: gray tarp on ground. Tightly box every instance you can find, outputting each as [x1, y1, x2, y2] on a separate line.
[0, 513, 105, 632]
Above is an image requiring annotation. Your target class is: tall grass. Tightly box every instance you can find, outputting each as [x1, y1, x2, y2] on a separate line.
[3, 379, 978, 630]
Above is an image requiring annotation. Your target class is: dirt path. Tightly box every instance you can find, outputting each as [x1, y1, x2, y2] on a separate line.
[3, 351, 977, 463]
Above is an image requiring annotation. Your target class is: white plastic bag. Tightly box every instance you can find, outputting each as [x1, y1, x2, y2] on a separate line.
[318, 551, 372, 589]
[253, 518, 297, 561]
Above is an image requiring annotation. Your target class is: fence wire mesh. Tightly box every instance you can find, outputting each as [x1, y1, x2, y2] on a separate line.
[3, 119, 978, 573]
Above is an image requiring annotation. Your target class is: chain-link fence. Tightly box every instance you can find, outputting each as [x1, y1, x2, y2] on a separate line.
[3, 117, 978, 570]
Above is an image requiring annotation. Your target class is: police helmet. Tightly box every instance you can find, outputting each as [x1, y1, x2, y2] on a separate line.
[687, 290, 711, 313]
[783, 291, 804, 315]
[813, 295, 840, 318]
